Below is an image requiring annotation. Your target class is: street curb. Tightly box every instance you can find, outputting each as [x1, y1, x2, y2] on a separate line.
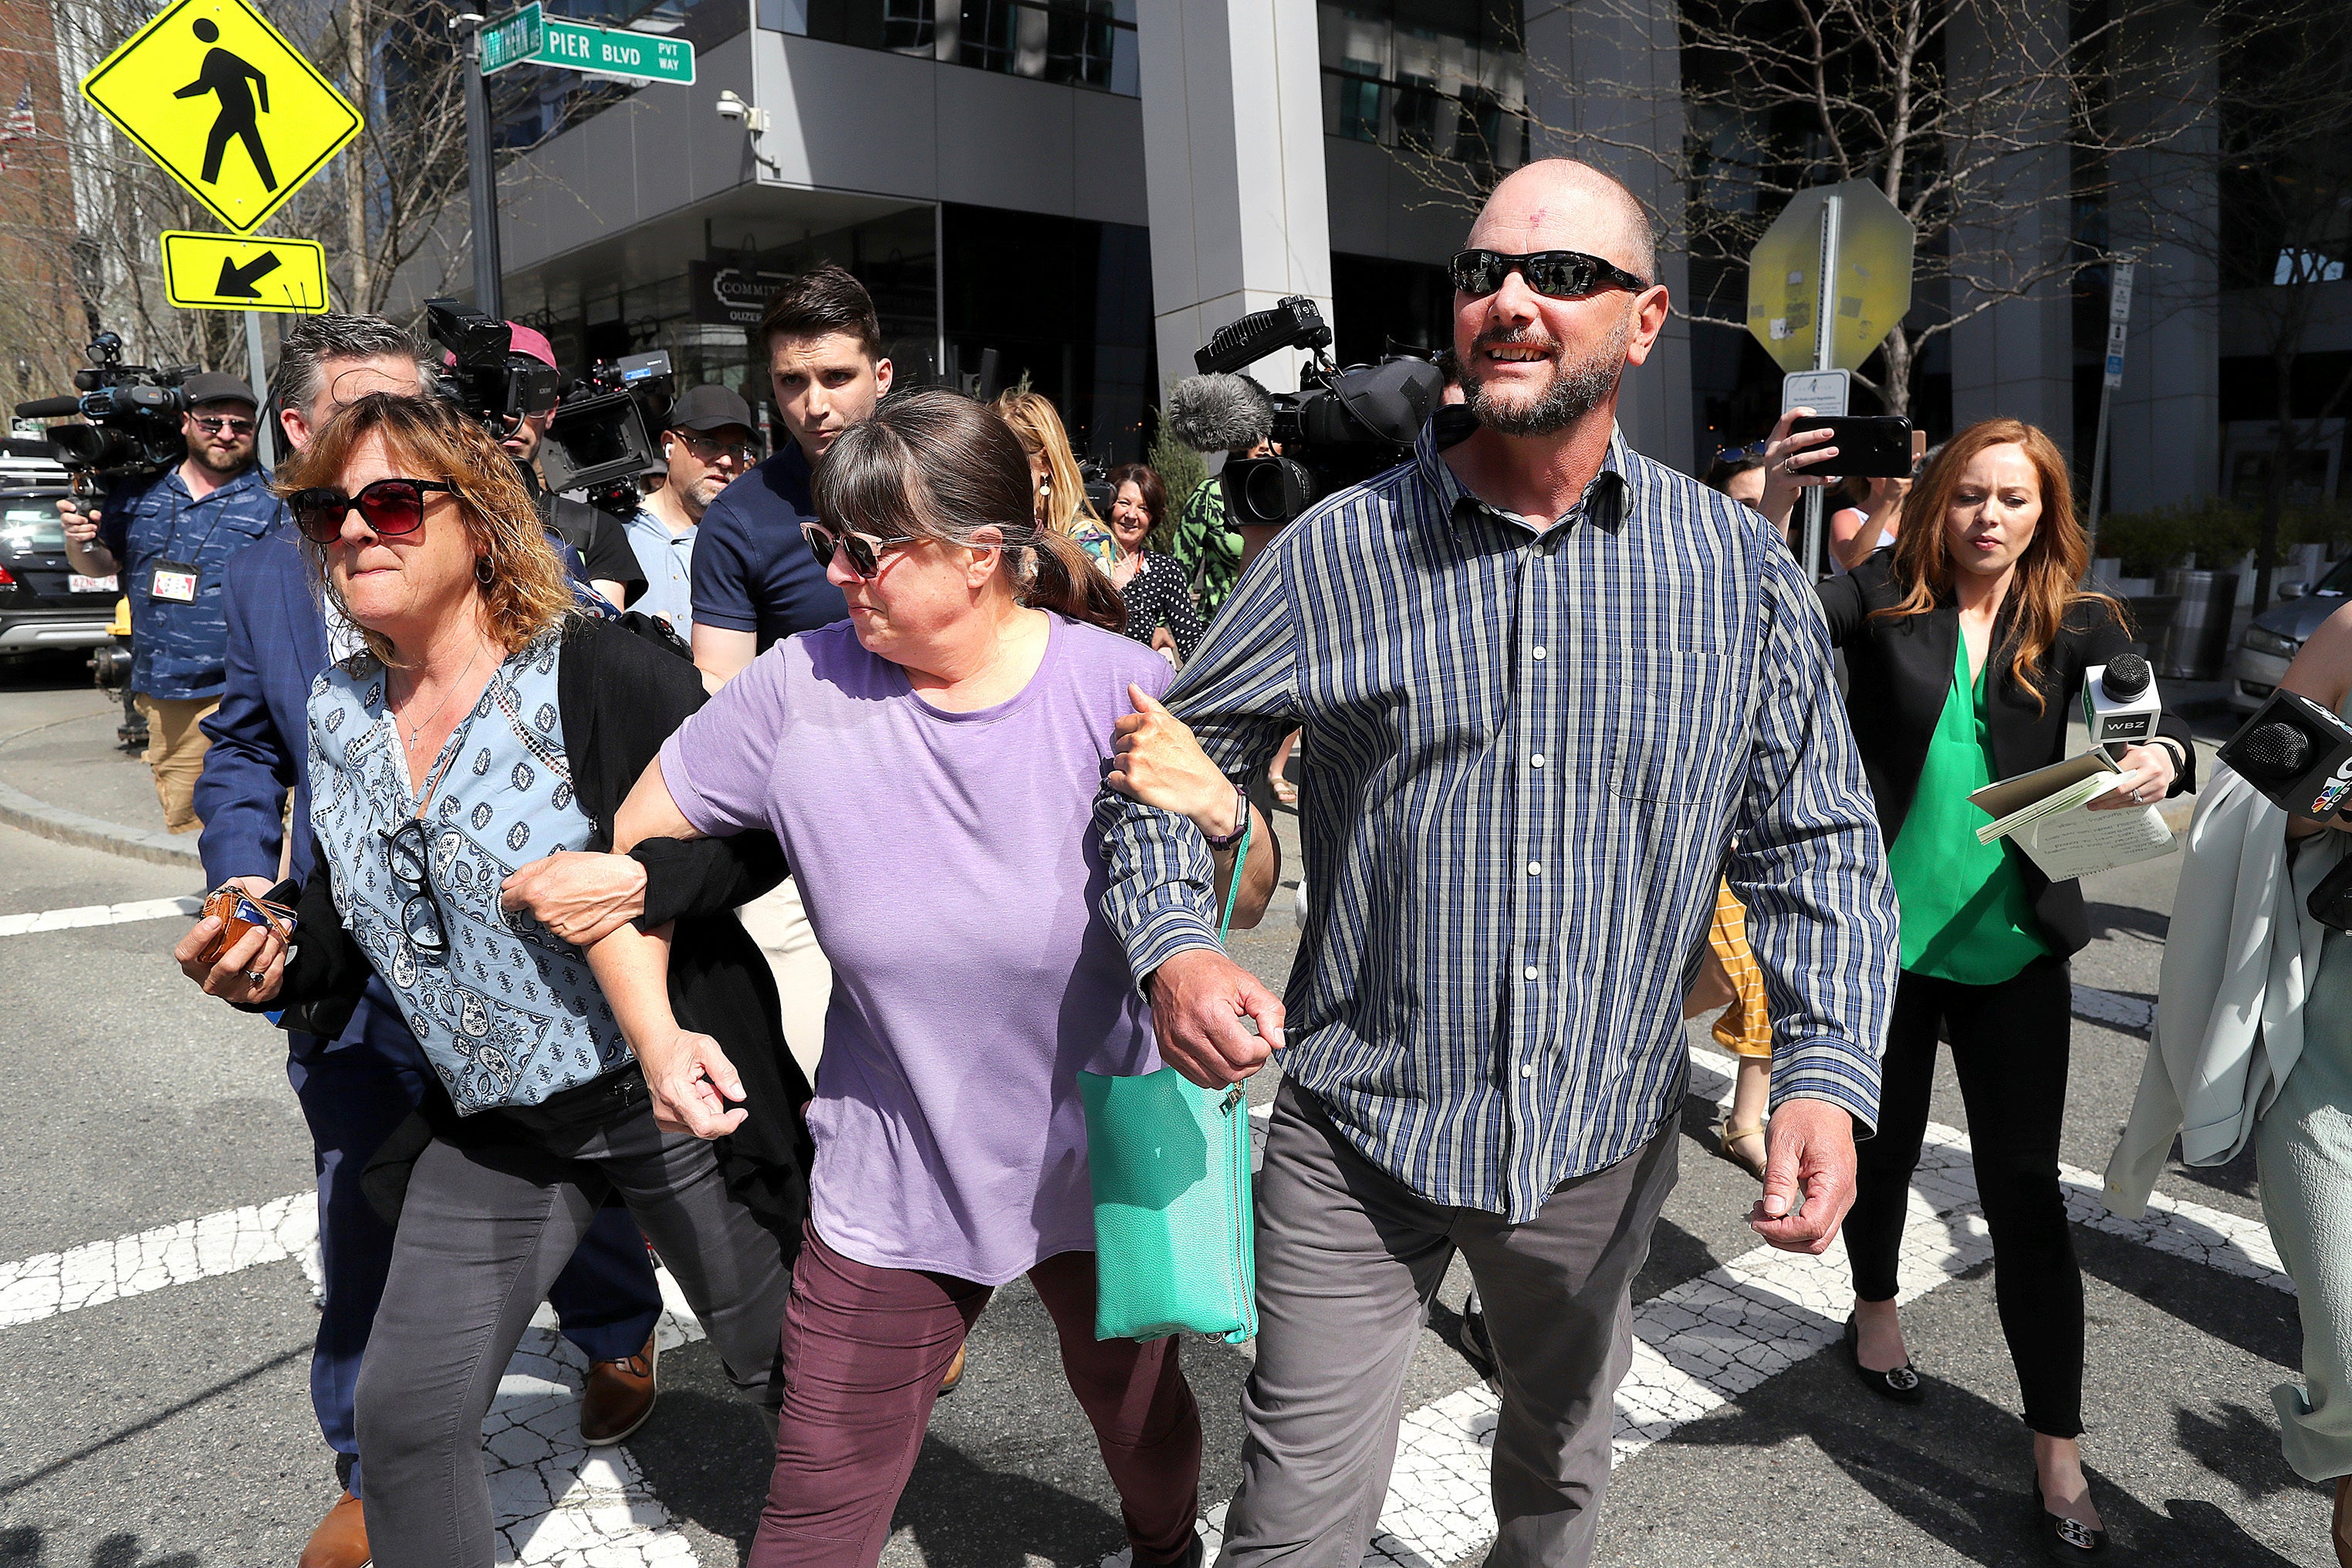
[0, 776, 201, 868]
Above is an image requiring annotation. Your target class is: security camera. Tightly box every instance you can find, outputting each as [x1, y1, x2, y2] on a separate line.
[715, 90, 767, 131]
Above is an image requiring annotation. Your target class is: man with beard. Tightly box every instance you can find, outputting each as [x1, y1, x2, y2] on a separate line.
[625, 384, 759, 632]
[1098, 159, 1899, 1568]
[59, 373, 279, 833]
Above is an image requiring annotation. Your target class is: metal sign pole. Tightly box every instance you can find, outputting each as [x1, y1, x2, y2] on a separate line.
[1800, 194, 1843, 580]
[243, 309, 275, 468]
[2083, 258, 2135, 575]
[456, 12, 504, 320]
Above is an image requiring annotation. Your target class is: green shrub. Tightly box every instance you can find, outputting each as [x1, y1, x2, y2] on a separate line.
[1147, 402, 1208, 545]
[2090, 498, 2352, 578]
[2091, 498, 2260, 578]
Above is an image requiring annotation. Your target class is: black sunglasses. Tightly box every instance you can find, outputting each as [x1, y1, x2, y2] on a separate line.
[1449, 248, 1649, 301]
[380, 818, 448, 961]
[801, 520, 911, 581]
[289, 478, 458, 544]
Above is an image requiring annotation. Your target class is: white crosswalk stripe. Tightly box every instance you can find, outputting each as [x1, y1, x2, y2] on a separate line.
[0, 894, 200, 938]
[0, 988, 2276, 1567]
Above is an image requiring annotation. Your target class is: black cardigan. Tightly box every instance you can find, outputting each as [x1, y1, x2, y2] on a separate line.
[1817, 553, 2197, 958]
[269, 614, 813, 1235]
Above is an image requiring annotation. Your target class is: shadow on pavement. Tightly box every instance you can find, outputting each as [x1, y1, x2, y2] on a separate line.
[2178, 1402, 2311, 1504]
[1665, 1394, 2307, 1566]
[0, 1527, 200, 1567]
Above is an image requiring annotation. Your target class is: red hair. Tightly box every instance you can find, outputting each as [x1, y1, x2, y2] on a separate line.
[1874, 418, 2127, 711]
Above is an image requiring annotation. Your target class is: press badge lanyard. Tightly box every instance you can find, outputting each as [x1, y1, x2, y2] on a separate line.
[147, 478, 242, 605]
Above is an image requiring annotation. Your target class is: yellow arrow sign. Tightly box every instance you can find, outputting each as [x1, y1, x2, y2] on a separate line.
[81, 0, 362, 235]
[160, 231, 329, 313]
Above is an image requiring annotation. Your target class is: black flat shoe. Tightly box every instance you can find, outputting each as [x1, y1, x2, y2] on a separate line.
[1843, 1315, 1924, 1404]
[2033, 1479, 2109, 1562]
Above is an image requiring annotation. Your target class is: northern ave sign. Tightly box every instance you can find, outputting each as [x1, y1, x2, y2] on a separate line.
[482, 4, 694, 85]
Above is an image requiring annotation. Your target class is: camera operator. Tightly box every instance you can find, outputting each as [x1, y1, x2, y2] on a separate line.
[624, 383, 759, 632]
[58, 372, 278, 833]
[482, 322, 645, 611]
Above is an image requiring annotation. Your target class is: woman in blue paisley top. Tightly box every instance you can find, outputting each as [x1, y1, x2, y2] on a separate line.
[174, 394, 809, 1568]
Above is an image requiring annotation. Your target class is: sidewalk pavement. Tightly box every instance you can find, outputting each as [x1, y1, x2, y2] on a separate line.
[0, 676, 201, 869]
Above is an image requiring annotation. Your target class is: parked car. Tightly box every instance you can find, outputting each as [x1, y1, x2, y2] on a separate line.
[0, 462, 120, 654]
[2227, 557, 2352, 711]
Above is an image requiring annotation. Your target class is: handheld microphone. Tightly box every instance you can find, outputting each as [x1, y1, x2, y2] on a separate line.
[2083, 654, 2161, 754]
[2216, 688, 2352, 821]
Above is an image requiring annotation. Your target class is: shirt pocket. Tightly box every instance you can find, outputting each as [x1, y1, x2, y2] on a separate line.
[1603, 647, 1733, 803]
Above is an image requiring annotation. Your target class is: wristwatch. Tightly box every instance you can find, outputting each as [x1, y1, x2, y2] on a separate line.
[1203, 783, 1250, 851]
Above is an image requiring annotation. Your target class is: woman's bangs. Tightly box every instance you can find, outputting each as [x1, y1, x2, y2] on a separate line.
[822, 443, 928, 541]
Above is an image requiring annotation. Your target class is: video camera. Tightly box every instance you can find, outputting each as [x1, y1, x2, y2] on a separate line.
[1166, 296, 1442, 527]
[424, 298, 562, 431]
[13, 333, 196, 488]
[424, 298, 676, 514]
[542, 350, 675, 512]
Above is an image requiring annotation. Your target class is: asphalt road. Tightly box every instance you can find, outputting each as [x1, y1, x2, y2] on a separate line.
[0, 659, 2335, 1568]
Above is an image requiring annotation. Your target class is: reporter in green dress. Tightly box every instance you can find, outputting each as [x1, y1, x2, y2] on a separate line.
[1804, 417, 2195, 1563]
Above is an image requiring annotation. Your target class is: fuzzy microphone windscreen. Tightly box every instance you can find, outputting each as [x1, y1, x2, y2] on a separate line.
[1167, 373, 1276, 455]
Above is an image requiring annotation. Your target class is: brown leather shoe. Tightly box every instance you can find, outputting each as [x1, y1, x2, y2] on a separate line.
[297, 1490, 370, 1568]
[938, 1342, 968, 1397]
[580, 1332, 660, 1445]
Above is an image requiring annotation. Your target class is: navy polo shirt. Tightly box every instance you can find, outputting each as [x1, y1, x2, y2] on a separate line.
[99, 462, 282, 701]
[690, 443, 847, 651]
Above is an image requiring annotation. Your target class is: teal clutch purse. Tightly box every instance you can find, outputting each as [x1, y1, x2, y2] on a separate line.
[1078, 815, 1258, 1343]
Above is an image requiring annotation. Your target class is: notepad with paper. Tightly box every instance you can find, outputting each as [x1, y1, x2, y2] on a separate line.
[1966, 750, 2178, 882]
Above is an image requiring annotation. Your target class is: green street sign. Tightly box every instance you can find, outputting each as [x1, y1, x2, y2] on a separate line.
[483, 4, 696, 85]
[481, 3, 543, 75]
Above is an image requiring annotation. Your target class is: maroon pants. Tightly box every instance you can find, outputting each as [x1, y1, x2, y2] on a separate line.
[749, 1225, 1203, 1568]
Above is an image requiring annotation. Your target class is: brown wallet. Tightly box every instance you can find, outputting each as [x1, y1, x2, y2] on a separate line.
[198, 884, 298, 965]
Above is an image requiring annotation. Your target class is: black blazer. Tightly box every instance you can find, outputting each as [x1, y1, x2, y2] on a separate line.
[1817, 552, 2196, 958]
[268, 613, 813, 1236]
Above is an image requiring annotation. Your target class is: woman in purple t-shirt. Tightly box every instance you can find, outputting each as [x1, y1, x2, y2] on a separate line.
[582, 390, 1277, 1568]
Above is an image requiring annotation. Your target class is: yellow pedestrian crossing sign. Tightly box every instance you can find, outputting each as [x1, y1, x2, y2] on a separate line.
[80, 0, 362, 235]
[160, 231, 329, 313]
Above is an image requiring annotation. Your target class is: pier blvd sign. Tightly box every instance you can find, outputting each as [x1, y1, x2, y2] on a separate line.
[482, 4, 696, 85]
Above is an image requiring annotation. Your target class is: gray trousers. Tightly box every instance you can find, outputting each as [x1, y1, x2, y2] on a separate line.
[353, 1076, 793, 1568]
[1218, 1080, 1679, 1568]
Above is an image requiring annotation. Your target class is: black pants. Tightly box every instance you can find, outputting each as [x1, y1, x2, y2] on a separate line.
[353, 1068, 794, 1566]
[1845, 955, 2084, 1439]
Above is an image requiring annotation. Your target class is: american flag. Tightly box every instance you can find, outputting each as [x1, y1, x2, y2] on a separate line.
[0, 79, 32, 172]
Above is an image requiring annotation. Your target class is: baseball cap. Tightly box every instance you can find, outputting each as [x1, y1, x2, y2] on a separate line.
[182, 371, 257, 408]
[666, 383, 755, 433]
[438, 322, 559, 371]
[503, 322, 558, 370]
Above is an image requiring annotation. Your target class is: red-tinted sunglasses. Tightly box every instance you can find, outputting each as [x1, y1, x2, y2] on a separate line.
[289, 477, 458, 544]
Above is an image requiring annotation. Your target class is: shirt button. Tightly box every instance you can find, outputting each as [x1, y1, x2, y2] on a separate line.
[1533, 645, 1547, 660]
[1522, 965, 1539, 981]
[1530, 753, 1546, 768]
[1527, 860, 1543, 875]
[1521, 1063, 1535, 1077]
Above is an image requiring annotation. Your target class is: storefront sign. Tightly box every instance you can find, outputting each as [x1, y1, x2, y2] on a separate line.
[689, 260, 791, 328]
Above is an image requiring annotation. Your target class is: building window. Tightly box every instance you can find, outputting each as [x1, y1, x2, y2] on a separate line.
[487, 0, 746, 151]
[794, 0, 1138, 95]
[1317, 0, 1524, 167]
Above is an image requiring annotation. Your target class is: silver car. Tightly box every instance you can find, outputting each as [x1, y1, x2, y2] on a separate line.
[2228, 559, 2352, 711]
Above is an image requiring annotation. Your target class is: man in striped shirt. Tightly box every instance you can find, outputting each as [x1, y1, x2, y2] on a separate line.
[1097, 159, 1899, 1566]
